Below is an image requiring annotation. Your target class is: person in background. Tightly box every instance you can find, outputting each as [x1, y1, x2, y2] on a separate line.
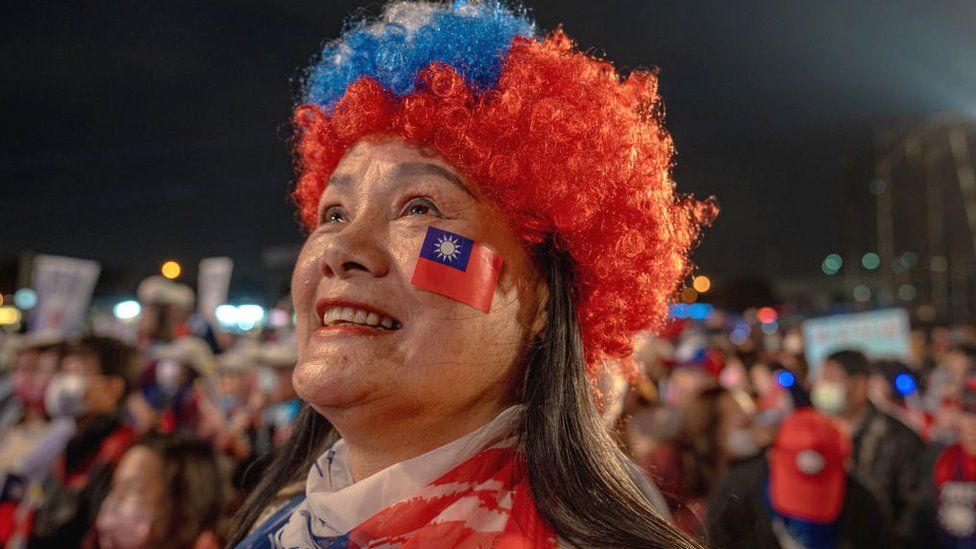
[214, 346, 255, 419]
[0, 335, 64, 545]
[643, 386, 759, 537]
[205, 344, 256, 463]
[27, 336, 138, 547]
[135, 276, 195, 350]
[811, 349, 925, 547]
[925, 342, 976, 449]
[870, 360, 928, 439]
[945, 345, 976, 386]
[129, 336, 214, 435]
[654, 362, 716, 442]
[706, 408, 890, 549]
[0, 334, 63, 459]
[926, 343, 976, 419]
[748, 357, 792, 416]
[622, 333, 676, 462]
[911, 375, 976, 547]
[194, 343, 258, 501]
[596, 360, 676, 522]
[94, 433, 226, 549]
[251, 342, 300, 456]
[1, 336, 56, 427]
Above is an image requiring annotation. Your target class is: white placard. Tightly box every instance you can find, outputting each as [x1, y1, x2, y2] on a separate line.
[30, 254, 101, 337]
[802, 308, 913, 379]
[198, 257, 233, 321]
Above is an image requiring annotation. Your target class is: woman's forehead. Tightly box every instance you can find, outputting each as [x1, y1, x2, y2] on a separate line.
[117, 446, 162, 480]
[334, 137, 452, 177]
[324, 137, 477, 200]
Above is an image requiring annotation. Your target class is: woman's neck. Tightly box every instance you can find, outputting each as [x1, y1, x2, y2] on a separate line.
[328, 400, 512, 481]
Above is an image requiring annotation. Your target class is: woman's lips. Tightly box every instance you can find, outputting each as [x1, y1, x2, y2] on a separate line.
[313, 323, 398, 338]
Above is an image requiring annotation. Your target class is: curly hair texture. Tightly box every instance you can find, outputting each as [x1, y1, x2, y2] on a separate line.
[293, 2, 716, 378]
[304, 1, 534, 108]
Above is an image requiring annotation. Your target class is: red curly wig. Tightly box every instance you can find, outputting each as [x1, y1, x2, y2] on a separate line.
[293, 30, 716, 378]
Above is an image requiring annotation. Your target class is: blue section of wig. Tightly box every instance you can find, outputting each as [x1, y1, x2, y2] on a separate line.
[303, 1, 536, 111]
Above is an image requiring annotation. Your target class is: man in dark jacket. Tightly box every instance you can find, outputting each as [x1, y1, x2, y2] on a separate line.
[706, 408, 890, 549]
[810, 349, 925, 547]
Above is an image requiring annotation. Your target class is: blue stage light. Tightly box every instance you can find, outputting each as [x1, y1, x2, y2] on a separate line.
[895, 373, 916, 396]
[777, 370, 795, 388]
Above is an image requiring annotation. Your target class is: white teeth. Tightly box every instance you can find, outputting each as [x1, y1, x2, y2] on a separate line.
[320, 306, 398, 330]
[352, 309, 367, 324]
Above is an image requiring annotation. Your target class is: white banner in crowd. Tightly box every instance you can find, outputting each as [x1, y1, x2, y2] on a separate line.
[198, 256, 233, 321]
[30, 254, 101, 337]
[802, 308, 913, 378]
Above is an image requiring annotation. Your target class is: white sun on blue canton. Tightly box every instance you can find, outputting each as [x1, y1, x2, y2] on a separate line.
[434, 234, 462, 262]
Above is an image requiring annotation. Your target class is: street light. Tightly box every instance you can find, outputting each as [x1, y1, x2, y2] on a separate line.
[113, 300, 142, 321]
[161, 260, 181, 279]
[692, 275, 712, 293]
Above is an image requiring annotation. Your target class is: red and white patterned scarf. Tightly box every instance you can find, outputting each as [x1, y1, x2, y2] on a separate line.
[274, 407, 556, 548]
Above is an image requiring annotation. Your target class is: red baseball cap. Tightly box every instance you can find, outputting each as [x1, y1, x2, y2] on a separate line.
[769, 408, 852, 523]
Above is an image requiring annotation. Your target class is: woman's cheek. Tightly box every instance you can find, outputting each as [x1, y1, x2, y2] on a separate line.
[387, 222, 445, 278]
[389, 231, 423, 269]
[292, 237, 325, 333]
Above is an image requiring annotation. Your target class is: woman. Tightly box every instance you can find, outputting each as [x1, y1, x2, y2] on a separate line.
[230, 1, 714, 547]
[643, 387, 758, 537]
[95, 433, 225, 548]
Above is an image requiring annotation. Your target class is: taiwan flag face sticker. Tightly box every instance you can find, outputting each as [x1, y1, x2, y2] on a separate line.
[410, 226, 503, 314]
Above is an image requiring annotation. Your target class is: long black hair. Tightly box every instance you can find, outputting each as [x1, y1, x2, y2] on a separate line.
[136, 433, 226, 548]
[227, 244, 700, 548]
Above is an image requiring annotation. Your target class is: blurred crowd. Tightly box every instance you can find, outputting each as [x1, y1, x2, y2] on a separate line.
[616, 312, 976, 549]
[0, 276, 299, 548]
[2, 275, 976, 548]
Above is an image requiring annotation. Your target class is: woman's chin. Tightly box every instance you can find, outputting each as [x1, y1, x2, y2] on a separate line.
[291, 355, 381, 410]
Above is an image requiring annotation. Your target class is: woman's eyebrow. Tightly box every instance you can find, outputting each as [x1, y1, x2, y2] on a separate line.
[393, 162, 479, 201]
[327, 173, 354, 188]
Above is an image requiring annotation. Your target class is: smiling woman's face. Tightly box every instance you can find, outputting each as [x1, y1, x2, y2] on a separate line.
[291, 136, 546, 434]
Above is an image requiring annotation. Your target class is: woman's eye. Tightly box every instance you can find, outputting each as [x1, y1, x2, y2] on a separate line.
[402, 197, 443, 218]
[321, 206, 346, 224]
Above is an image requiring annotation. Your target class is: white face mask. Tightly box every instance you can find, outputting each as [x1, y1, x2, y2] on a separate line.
[44, 373, 89, 418]
[811, 381, 847, 417]
[155, 359, 184, 393]
[725, 428, 760, 458]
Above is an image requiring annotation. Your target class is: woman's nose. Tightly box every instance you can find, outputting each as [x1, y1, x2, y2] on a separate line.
[318, 220, 391, 280]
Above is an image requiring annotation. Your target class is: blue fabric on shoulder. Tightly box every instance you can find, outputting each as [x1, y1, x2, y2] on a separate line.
[234, 494, 305, 549]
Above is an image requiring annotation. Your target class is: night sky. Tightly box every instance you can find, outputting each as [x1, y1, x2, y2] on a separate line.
[3, 1, 975, 303]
